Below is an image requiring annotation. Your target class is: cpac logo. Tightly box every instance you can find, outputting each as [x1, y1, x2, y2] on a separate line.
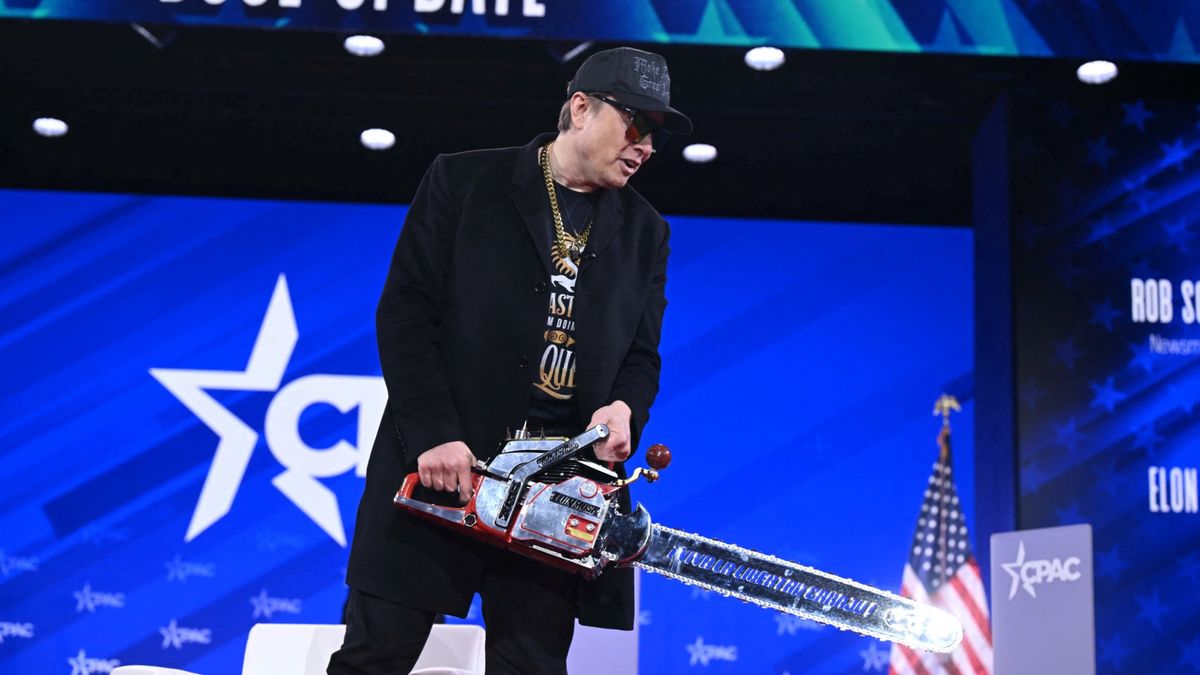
[775, 614, 823, 635]
[68, 649, 120, 675]
[1001, 542, 1082, 599]
[685, 636, 738, 667]
[159, 619, 213, 649]
[74, 583, 126, 613]
[0, 622, 34, 643]
[0, 550, 39, 576]
[166, 555, 216, 582]
[152, 275, 386, 546]
[250, 589, 303, 619]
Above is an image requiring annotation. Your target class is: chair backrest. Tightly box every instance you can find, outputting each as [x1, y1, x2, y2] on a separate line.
[412, 624, 486, 673]
[241, 622, 486, 675]
[242, 623, 346, 675]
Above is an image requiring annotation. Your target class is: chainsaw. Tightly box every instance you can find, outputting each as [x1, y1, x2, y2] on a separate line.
[394, 424, 962, 653]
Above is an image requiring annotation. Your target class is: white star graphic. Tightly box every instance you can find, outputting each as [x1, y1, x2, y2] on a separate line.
[1002, 542, 1032, 599]
[160, 619, 183, 649]
[150, 275, 299, 542]
[68, 648, 89, 675]
[250, 589, 274, 619]
[686, 637, 709, 666]
[74, 584, 94, 613]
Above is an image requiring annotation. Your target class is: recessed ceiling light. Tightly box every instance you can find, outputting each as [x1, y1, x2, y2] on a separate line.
[1076, 60, 1118, 85]
[744, 46, 785, 71]
[360, 128, 395, 151]
[33, 117, 68, 138]
[344, 35, 385, 57]
[682, 143, 718, 164]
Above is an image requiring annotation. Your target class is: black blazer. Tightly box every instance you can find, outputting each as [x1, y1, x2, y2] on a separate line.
[345, 134, 669, 629]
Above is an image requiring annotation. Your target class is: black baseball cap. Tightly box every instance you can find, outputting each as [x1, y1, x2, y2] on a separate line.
[567, 47, 693, 136]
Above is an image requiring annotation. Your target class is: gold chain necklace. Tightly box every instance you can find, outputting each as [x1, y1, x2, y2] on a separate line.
[539, 142, 593, 263]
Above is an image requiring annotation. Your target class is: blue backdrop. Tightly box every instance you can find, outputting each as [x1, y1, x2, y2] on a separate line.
[0, 187, 973, 674]
[1011, 91, 1200, 673]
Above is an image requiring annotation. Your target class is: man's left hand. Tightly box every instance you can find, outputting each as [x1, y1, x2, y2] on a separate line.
[588, 400, 632, 463]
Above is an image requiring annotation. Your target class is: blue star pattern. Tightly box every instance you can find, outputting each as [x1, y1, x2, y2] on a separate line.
[1135, 591, 1169, 628]
[1054, 338, 1084, 370]
[1017, 90, 1200, 675]
[1089, 377, 1126, 413]
[1127, 340, 1157, 373]
[1053, 418, 1084, 452]
[1086, 135, 1116, 169]
[1176, 552, 1200, 584]
[1160, 138, 1191, 171]
[1180, 637, 1200, 671]
[1167, 384, 1197, 416]
[1054, 502, 1083, 525]
[1020, 379, 1047, 410]
[1123, 175, 1157, 212]
[1089, 297, 1121, 330]
[1121, 100, 1156, 133]
[1132, 422, 1164, 455]
[1162, 218, 1195, 252]
[1129, 257, 1158, 279]
[1095, 546, 1129, 582]
[1099, 633, 1133, 670]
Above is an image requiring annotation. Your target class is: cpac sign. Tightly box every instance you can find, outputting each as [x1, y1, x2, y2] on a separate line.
[1000, 542, 1081, 600]
[152, 275, 385, 546]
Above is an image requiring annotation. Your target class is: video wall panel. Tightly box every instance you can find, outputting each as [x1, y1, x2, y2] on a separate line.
[0, 187, 973, 674]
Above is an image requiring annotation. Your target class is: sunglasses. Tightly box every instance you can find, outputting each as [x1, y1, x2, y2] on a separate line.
[588, 93, 670, 152]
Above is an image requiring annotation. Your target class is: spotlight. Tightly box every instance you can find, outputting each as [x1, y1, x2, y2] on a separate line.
[33, 117, 68, 138]
[344, 35, 384, 57]
[1076, 60, 1118, 85]
[744, 46, 785, 71]
[360, 128, 395, 151]
[682, 143, 717, 164]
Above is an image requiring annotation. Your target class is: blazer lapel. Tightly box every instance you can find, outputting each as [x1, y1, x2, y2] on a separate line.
[510, 135, 557, 278]
[583, 188, 626, 259]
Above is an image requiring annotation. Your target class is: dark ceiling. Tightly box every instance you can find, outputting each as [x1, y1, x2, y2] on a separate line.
[3, 19, 1179, 226]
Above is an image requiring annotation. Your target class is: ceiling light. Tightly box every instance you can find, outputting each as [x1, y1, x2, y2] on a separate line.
[682, 143, 717, 164]
[744, 46, 785, 71]
[344, 35, 385, 57]
[360, 128, 395, 151]
[1076, 60, 1118, 85]
[33, 117, 68, 138]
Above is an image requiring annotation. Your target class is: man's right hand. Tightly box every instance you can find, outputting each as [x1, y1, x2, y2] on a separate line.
[417, 441, 476, 504]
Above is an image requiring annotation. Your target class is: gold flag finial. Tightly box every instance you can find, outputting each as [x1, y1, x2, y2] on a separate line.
[932, 394, 960, 464]
[933, 394, 961, 428]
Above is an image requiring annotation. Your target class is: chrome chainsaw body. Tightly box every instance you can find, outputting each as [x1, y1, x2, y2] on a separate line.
[394, 426, 963, 653]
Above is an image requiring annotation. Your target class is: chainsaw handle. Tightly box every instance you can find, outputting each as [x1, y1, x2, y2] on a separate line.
[398, 472, 422, 500]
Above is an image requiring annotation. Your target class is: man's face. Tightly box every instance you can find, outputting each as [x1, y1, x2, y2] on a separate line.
[575, 94, 659, 190]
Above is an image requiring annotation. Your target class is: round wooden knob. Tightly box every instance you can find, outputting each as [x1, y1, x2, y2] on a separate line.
[645, 444, 671, 470]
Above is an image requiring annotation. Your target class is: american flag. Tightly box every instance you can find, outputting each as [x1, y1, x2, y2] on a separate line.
[889, 425, 993, 675]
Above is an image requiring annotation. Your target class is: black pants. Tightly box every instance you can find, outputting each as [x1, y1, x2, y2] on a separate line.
[327, 549, 579, 675]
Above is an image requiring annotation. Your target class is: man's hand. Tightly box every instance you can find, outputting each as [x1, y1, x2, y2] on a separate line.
[417, 441, 476, 504]
[588, 400, 633, 463]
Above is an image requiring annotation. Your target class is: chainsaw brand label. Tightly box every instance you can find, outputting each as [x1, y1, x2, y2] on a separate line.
[550, 491, 601, 516]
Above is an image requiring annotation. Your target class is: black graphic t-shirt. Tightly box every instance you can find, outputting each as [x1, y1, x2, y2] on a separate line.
[527, 185, 599, 433]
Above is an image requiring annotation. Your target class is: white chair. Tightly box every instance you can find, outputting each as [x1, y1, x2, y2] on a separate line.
[114, 622, 486, 675]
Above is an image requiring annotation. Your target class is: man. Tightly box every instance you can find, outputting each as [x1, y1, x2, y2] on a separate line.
[329, 46, 691, 675]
